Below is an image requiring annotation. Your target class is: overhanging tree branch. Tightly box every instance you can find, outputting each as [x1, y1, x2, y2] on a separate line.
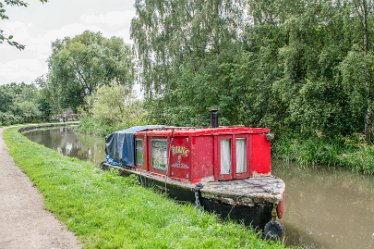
[0, 0, 48, 50]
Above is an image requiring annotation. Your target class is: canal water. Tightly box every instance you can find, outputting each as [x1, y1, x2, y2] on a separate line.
[23, 126, 374, 249]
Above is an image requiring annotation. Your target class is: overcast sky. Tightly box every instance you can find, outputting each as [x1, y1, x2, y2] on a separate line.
[0, 0, 136, 84]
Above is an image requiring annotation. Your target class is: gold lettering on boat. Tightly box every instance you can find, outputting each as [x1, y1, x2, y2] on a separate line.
[170, 145, 190, 157]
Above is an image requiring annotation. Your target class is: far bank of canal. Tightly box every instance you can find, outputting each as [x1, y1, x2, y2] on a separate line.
[23, 126, 374, 249]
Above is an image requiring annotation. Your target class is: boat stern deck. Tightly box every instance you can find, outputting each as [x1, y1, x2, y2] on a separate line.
[201, 176, 285, 207]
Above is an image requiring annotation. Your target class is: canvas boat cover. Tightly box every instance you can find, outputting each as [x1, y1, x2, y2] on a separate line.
[105, 125, 167, 167]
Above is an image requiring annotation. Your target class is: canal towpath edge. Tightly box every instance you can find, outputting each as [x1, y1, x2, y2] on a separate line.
[0, 128, 81, 249]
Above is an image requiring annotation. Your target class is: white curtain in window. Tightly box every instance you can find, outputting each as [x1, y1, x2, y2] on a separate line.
[152, 139, 168, 170]
[236, 139, 247, 173]
[136, 139, 144, 166]
[220, 139, 231, 174]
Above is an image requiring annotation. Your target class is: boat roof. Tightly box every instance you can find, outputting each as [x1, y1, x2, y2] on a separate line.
[136, 126, 270, 137]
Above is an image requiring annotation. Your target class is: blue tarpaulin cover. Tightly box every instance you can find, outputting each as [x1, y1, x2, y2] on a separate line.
[105, 125, 167, 167]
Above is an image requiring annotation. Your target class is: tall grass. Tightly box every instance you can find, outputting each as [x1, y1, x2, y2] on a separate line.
[273, 134, 374, 174]
[4, 127, 288, 249]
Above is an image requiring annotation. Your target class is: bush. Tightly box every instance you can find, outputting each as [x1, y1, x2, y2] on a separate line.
[0, 111, 23, 126]
[78, 84, 147, 136]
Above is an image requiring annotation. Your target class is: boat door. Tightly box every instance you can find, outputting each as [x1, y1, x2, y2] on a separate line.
[216, 134, 251, 180]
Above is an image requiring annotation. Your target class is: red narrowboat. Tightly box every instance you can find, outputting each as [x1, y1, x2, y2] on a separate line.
[102, 111, 285, 239]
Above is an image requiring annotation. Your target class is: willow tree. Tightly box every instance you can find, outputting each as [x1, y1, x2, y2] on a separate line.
[131, 0, 374, 141]
[354, 0, 373, 143]
[48, 31, 133, 111]
[131, 0, 243, 98]
[339, 0, 374, 142]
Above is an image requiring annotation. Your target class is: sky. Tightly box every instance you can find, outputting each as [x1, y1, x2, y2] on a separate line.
[0, 0, 136, 84]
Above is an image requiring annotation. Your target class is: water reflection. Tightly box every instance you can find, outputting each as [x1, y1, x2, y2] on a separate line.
[273, 161, 374, 249]
[22, 127, 374, 249]
[23, 127, 105, 165]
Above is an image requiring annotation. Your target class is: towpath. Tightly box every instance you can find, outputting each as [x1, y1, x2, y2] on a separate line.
[0, 128, 81, 249]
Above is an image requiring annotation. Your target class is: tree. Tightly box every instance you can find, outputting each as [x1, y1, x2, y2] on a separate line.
[0, 82, 44, 125]
[34, 75, 54, 121]
[0, 0, 47, 50]
[339, 0, 374, 142]
[353, 0, 373, 143]
[131, 0, 242, 98]
[131, 0, 374, 141]
[48, 31, 133, 111]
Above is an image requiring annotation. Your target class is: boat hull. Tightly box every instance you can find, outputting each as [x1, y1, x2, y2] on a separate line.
[136, 174, 273, 230]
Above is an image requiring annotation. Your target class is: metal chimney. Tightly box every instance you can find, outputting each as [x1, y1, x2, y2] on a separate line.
[209, 109, 219, 128]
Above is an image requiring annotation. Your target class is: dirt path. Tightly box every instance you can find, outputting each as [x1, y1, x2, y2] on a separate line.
[0, 128, 81, 249]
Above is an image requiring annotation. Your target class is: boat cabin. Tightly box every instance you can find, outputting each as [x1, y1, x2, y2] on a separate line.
[107, 126, 273, 184]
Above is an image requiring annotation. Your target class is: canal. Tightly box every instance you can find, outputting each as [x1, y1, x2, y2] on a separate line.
[23, 126, 374, 249]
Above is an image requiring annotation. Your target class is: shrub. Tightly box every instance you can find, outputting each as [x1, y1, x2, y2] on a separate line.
[78, 84, 147, 136]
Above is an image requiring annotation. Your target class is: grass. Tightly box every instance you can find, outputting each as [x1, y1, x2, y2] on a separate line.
[3, 126, 288, 249]
[273, 134, 374, 174]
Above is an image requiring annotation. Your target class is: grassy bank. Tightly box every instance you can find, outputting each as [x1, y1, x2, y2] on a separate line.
[273, 134, 374, 175]
[4, 126, 288, 249]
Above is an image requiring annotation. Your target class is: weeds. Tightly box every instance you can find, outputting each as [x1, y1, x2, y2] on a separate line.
[273, 134, 374, 175]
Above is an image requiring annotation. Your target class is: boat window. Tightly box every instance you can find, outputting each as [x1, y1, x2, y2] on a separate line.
[236, 138, 247, 173]
[220, 138, 231, 174]
[151, 139, 168, 171]
[135, 138, 143, 166]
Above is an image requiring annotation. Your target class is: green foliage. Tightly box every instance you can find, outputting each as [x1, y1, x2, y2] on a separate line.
[340, 48, 374, 123]
[33, 75, 56, 119]
[131, 0, 374, 139]
[338, 144, 374, 174]
[48, 31, 133, 111]
[273, 133, 374, 174]
[78, 83, 147, 136]
[0, 82, 49, 125]
[4, 127, 288, 249]
[130, 0, 374, 172]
